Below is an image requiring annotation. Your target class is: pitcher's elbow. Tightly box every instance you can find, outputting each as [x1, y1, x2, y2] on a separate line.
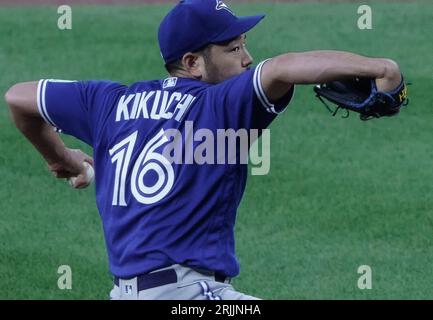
[5, 84, 19, 107]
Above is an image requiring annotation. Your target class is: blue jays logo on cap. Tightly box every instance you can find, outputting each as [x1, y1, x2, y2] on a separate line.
[215, 0, 234, 15]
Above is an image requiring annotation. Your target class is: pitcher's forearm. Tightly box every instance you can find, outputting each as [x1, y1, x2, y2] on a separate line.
[272, 50, 400, 84]
[9, 110, 67, 166]
[5, 81, 67, 165]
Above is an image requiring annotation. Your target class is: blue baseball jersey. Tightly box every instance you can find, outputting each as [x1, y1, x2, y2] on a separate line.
[37, 60, 294, 278]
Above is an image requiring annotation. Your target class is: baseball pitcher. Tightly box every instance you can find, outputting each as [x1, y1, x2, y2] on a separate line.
[4, 0, 406, 300]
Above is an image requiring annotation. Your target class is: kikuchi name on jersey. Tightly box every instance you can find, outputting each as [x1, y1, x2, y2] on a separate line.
[116, 90, 196, 122]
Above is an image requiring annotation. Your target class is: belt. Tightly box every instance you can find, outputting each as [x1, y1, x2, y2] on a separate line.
[114, 268, 229, 292]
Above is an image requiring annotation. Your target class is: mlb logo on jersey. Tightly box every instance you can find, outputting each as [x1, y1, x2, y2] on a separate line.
[163, 77, 178, 89]
[215, 0, 233, 15]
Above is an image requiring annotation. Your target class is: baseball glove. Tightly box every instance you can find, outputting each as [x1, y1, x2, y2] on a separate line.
[313, 76, 408, 120]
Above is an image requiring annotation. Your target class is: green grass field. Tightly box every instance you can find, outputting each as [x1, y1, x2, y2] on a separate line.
[1, 1, 433, 299]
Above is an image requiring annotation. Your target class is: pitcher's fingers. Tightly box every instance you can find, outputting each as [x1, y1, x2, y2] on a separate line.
[83, 155, 94, 167]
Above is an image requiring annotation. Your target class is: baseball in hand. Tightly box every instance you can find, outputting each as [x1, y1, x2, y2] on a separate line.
[68, 162, 94, 188]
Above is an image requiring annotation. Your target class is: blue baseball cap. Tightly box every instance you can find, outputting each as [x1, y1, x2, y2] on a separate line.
[158, 0, 265, 64]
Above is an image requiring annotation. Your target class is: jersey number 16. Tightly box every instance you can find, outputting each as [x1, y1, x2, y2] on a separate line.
[109, 129, 174, 206]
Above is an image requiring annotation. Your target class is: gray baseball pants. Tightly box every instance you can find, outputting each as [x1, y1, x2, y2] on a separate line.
[109, 264, 260, 300]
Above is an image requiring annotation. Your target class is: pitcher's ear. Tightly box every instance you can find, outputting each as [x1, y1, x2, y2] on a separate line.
[181, 52, 205, 79]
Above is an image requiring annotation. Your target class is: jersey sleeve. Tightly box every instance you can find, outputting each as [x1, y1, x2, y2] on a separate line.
[208, 59, 295, 130]
[37, 79, 125, 145]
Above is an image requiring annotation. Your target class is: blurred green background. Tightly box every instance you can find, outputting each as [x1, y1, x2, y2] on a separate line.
[0, 1, 432, 299]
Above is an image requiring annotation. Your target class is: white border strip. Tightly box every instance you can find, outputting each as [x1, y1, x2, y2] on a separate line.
[37, 79, 59, 128]
[254, 59, 280, 114]
[253, 59, 295, 115]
